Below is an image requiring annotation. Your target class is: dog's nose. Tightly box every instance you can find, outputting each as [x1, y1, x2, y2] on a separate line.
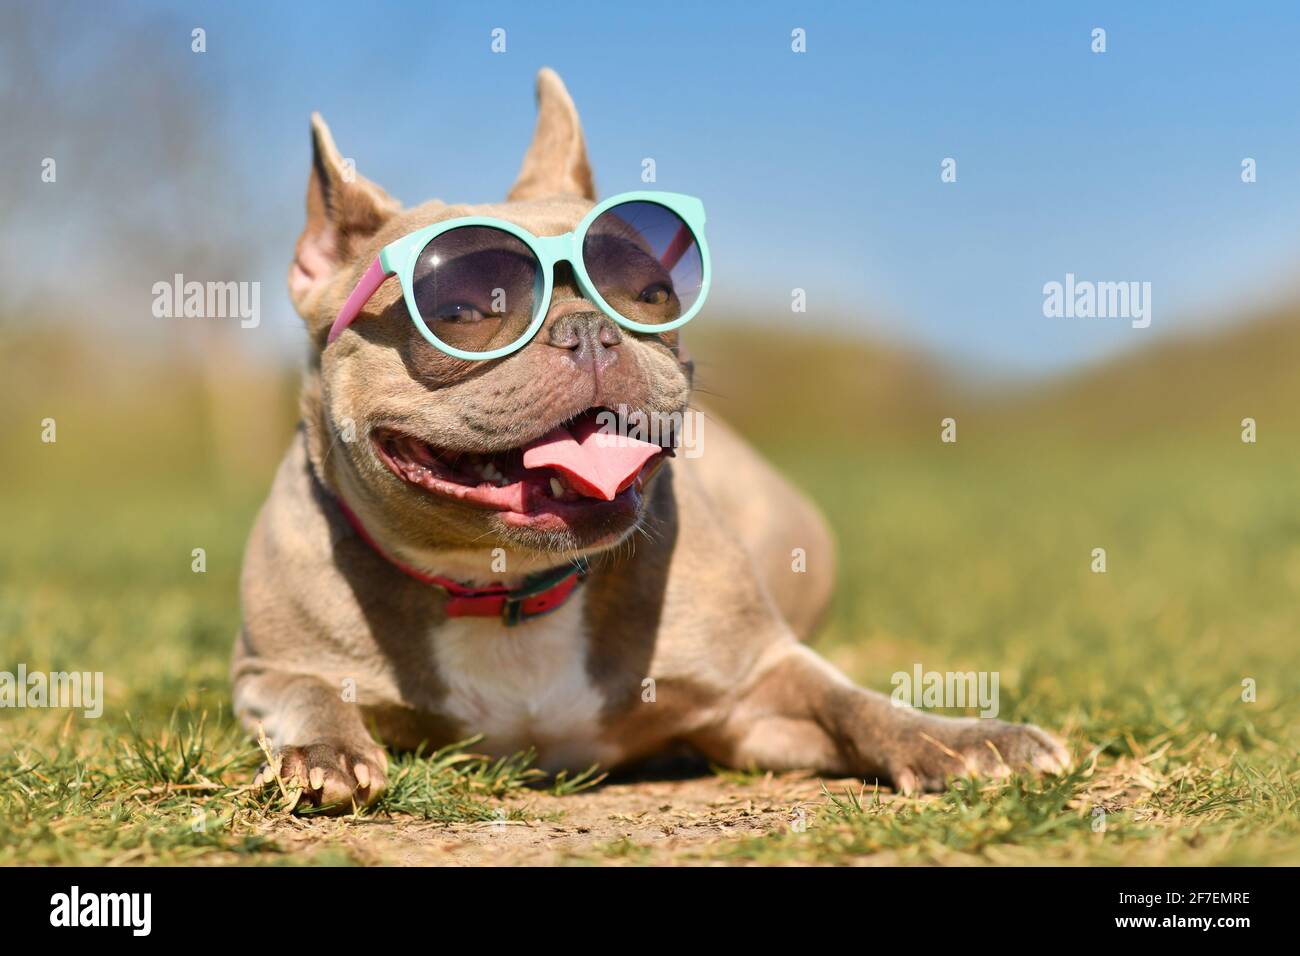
[546, 309, 622, 374]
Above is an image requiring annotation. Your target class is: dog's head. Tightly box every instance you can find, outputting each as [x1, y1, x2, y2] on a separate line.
[289, 69, 694, 577]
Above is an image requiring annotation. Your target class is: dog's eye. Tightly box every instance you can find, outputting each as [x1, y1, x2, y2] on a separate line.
[432, 302, 488, 324]
[639, 283, 672, 306]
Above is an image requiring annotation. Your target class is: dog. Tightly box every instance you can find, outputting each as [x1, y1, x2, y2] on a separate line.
[233, 68, 1069, 811]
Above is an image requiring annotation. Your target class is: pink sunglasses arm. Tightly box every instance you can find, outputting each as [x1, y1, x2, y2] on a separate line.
[326, 257, 393, 344]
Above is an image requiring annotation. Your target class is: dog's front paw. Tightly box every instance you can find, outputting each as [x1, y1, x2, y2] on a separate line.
[254, 740, 388, 814]
[885, 715, 1070, 794]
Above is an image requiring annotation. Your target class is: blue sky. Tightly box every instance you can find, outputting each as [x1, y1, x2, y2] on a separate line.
[24, 1, 1300, 372]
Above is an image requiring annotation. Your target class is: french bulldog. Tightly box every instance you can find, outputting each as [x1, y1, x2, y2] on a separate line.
[233, 68, 1070, 811]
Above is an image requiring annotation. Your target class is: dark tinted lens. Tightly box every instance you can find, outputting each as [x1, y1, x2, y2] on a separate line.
[410, 226, 541, 353]
[582, 202, 703, 326]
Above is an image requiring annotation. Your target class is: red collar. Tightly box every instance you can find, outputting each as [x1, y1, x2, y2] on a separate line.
[334, 497, 587, 626]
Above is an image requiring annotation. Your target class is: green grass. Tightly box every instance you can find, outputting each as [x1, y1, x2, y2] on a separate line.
[3, 322, 1299, 865]
[716, 752, 1300, 865]
[0, 710, 566, 865]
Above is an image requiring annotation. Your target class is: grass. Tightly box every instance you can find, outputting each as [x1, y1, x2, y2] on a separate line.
[714, 749, 1300, 866]
[0, 711, 571, 865]
[2, 318, 1299, 865]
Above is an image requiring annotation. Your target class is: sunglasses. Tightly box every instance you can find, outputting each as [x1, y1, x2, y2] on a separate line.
[327, 191, 710, 360]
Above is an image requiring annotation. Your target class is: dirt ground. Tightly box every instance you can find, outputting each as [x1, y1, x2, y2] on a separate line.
[266, 771, 860, 866]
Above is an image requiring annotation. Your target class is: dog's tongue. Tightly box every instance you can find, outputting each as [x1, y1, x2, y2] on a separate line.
[523, 416, 660, 501]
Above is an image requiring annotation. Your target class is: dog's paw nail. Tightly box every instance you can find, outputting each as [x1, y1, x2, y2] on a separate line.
[268, 743, 387, 814]
[1033, 748, 1069, 773]
[894, 769, 919, 795]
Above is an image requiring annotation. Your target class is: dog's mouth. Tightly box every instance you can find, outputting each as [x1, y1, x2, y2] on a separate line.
[371, 407, 671, 526]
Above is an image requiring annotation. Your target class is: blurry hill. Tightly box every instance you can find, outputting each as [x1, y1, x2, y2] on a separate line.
[690, 304, 1300, 454]
[0, 328, 298, 499]
[986, 306, 1300, 443]
[3, 298, 1298, 505]
[687, 318, 954, 451]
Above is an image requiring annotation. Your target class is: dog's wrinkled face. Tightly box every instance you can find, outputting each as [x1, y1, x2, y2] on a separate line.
[287, 71, 692, 571]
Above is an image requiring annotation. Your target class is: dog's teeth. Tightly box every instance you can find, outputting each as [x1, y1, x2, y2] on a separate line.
[549, 477, 564, 498]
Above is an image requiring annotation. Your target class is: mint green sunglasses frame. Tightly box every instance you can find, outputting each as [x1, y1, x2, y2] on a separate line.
[326, 190, 710, 361]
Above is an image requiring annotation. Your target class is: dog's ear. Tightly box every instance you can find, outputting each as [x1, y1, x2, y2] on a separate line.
[290, 113, 401, 329]
[507, 68, 596, 202]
